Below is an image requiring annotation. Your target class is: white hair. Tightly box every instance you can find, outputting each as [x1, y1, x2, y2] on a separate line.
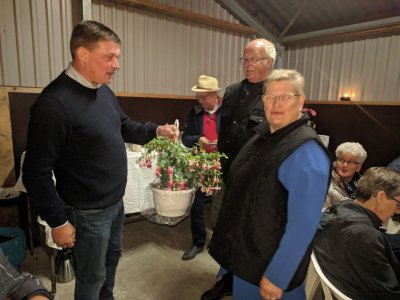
[264, 44, 276, 61]
[265, 69, 305, 96]
[335, 142, 367, 164]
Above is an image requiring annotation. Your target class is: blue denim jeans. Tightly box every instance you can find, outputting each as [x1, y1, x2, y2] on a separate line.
[190, 189, 207, 247]
[65, 200, 124, 300]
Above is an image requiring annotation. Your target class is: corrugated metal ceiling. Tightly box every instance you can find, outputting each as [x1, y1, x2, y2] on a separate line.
[218, 0, 400, 43]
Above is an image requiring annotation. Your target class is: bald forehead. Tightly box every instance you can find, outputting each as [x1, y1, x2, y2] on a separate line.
[246, 39, 269, 49]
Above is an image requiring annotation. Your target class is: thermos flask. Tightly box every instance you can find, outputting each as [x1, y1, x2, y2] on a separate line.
[55, 248, 76, 283]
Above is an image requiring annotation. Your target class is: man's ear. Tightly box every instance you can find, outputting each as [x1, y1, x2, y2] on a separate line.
[267, 57, 274, 69]
[76, 47, 88, 62]
[375, 190, 386, 204]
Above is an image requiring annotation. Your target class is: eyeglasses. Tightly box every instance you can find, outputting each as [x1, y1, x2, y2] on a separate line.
[263, 93, 299, 104]
[336, 158, 359, 166]
[387, 193, 400, 208]
[239, 57, 268, 64]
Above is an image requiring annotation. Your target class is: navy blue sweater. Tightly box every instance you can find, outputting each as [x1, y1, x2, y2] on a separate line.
[23, 72, 158, 227]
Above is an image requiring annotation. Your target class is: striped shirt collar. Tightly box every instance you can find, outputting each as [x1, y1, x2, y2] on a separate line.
[65, 63, 102, 89]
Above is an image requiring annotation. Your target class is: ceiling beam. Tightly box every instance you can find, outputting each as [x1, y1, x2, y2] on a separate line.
[282, 16, 400, 44]
[217, 0, 277, 42]
[279, 0, 309, 39]
[111, 0, 256, 35]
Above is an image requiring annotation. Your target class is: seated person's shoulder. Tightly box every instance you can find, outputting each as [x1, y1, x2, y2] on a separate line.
[342, 222, 384, 248]
[388, 156, 400, 172]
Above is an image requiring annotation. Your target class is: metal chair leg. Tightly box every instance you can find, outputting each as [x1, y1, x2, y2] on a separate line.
[50, 248, 57, 294]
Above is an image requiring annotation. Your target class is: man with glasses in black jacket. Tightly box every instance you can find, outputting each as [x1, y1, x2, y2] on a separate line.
[203, 38, 276, 300]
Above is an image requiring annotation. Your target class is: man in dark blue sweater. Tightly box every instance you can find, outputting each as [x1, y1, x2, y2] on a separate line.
[22, 20, 177, 300]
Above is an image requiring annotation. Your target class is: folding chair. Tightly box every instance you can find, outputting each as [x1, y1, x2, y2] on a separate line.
[311, 252, 351, 300]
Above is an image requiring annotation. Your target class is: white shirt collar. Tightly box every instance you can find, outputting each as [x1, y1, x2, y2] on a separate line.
[65, 63, 101, 89]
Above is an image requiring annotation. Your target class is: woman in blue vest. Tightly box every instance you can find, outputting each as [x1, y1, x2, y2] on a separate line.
[208, 69, 331, 299]
[181, 75, 222, 260]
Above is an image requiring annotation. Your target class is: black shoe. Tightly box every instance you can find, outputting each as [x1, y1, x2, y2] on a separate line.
[201, 273, 233, 300]
[182, 245, 203, 260]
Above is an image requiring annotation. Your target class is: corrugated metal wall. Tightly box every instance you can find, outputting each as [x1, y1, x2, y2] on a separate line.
[0, 0, 252, 94]
[283, 35, 400, 101]
[1, 0, 399, 101]
[91, 0, 252, 94]
[0, 0, 78, 88]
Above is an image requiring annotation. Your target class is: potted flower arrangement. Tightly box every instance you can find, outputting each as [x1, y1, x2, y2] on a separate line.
[138, 137, 226, 217]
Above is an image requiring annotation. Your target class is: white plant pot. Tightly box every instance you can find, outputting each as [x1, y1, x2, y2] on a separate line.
[151, 186, 195, 217]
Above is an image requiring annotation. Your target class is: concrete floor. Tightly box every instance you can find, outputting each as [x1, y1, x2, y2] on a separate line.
[20, 204, 233, 300]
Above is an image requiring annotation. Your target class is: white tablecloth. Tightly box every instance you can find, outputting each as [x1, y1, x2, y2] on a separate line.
[13, 150, 154, 247]
[16, 150, 155, 214]
[123, 150, 156, 214]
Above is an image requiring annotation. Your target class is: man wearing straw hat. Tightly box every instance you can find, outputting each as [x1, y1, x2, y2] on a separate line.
[181, 75, 222, 260]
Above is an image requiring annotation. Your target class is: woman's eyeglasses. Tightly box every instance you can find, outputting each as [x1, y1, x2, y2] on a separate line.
[263, 93, 299, 104]
[336, 158, 359, 166]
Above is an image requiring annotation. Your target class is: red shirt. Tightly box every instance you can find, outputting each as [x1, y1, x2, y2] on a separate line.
[202, 111, 218, 152]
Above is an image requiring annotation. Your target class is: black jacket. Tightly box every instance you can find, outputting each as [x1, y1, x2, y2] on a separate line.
[314, 200, 400, 300]
[217, 79, 266, 181]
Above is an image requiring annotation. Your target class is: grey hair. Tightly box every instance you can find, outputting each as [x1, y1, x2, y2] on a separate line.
[356, 167, 400, 202]
[264, 44, 276, 61]
[335, 142, 367, 164]
[70, 20, 121, 59]
[264, 69, 305, 96]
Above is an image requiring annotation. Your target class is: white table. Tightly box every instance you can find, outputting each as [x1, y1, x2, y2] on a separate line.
[16, 150, 155, 215]
[123, 150, 156, 214]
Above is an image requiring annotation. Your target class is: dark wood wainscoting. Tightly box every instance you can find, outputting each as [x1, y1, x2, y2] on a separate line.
[304, 101, 400, 171]
[6, 89, 399, 180]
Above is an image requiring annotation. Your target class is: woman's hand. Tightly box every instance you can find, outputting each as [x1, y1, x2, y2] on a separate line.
[259, 276, 283, 300]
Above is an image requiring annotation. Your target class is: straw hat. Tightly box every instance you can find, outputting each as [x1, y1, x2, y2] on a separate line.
[191, 75, 221, 92]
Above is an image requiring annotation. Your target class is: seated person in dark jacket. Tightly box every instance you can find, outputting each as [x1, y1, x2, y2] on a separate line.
[313, 167, 400, 300]
[388, 155, 400, 221]
[388, 155, 400, 173]
[0, 248, 53, 300]
[181, 75, 222, 260]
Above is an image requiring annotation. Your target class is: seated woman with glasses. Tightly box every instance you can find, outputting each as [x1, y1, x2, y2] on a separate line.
[324, 142, 367, 208]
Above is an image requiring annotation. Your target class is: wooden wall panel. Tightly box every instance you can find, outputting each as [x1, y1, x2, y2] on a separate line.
[6, 90, 197, 182]
[305, 101, 400, 170]
[7, 90, 399, 187]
